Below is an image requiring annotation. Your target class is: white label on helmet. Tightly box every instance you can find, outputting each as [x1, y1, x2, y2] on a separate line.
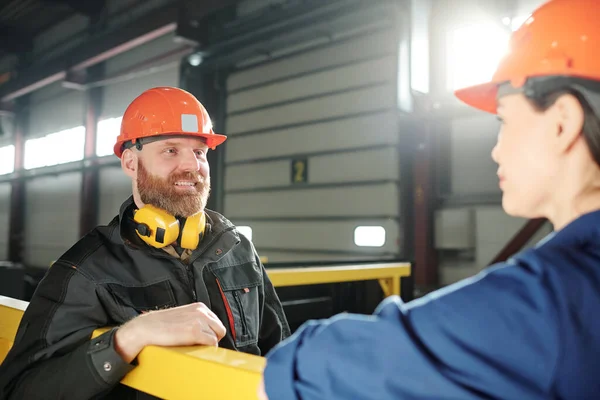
[181, 114, 198, 132]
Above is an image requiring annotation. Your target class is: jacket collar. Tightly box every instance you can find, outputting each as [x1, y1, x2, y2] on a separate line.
[537, 208, 600, 250]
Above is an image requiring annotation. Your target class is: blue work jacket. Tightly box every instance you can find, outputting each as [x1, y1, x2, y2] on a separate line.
[263, 209, 600, 399]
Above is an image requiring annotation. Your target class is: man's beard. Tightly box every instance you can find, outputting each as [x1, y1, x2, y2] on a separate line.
[137, 161, 210, 217]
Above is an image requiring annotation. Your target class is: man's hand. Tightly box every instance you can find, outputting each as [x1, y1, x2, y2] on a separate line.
[114, 302, 227, 363]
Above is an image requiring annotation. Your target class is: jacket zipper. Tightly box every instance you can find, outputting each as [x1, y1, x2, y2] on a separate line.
[232, 291, 249, 337]
[216, 279, 236, 339]
[185, 263, 197, 301]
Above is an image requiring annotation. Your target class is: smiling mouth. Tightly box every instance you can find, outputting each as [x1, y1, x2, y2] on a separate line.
[174, 182, 197, 187]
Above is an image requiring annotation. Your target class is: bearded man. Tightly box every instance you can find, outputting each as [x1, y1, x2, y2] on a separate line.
[0, 87, 290, 400]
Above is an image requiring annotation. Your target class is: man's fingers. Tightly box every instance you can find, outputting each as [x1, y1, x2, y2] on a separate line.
[199, 328, 219, 346]
[204, 313, 227, 340]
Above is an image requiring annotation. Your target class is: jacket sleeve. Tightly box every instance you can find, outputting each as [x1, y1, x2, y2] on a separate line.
[0, 261, 135, 400]
[257, 256, 292, 355]
[262, 260, 561, 400]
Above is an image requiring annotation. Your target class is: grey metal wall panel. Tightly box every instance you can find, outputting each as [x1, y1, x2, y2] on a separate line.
[33, 14, 89, 57]
[236, 0, 286, 17]
[222, 13, 403, 260]
[450, 114, 501, 196]
[104, 32, 181, 75]
[101, 65, 180, 118]
[227, 84, 395, 135]
[98, 166, 134, 225]
[227, 56, 396, 113]
[225, 147, 399, 191]
[224, 183, 399, 219]
[225, 111, 398, 163]
[0, 183, 10, 260]
[230, 219, 400, 254]
[101, 32, 182, 118]
[28, 83, 86, 138]
[227, 29, 397, 91]
[24, 173, 82, 267]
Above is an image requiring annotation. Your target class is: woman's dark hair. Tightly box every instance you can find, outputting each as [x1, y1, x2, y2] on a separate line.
[524, 80, 600, 167]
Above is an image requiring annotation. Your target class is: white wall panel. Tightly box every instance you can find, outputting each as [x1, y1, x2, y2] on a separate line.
[227, 84, 395, 135]
[99, 167, 134, 225]
[228, 56, 396, 113]
[227, 30, 397, 91]
[226, 111, 398, 163]
[225, 183, 398, 219]
[233, 220, 399, 254]
[24, 173, 82, 266]
[29, 83, 86, 138]
[450, 114, 501, 195]
[226, 148, 399, 191]
[0, 183, 10, 260]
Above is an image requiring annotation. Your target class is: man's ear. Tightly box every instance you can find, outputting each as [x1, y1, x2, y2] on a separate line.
[121, 149, 138, 179]
[552, 93, 585, 154]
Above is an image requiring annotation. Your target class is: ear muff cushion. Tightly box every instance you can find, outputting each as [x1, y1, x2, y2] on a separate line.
[180, 212, 207, 250]
[133, 205, 180, 248]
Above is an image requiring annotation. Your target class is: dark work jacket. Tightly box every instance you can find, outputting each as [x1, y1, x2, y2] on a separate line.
[0, 196, 290, 399]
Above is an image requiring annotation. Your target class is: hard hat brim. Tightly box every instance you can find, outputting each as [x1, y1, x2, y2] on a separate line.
[454, 81, 500, 115]
[113, 131, 228, 158]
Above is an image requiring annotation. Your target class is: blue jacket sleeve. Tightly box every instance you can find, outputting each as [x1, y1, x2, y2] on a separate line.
[263, 260, 561, 400]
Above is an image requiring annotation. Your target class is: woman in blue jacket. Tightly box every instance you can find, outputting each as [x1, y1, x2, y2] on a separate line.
[259, 0, 600, 398]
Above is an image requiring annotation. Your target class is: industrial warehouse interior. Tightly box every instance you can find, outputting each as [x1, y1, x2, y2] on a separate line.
[1, 0, 598, 399]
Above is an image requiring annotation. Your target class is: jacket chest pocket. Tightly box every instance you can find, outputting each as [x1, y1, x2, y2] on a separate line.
[212, 263, 261, 348]
[104, 279, 177, 321]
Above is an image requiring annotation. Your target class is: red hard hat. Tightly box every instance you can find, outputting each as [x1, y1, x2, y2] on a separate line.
[455, 0, 600, 114]
[113, 86, 227, 158]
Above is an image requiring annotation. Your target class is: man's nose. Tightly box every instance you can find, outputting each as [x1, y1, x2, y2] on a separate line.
[179, 150, 200, 171]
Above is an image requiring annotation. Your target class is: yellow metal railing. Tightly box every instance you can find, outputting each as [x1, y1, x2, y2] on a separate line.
[0, 298, 265, 399]
[0, 296, 28, 365]
[268, 262, 411, 297]
[0, 262, 411, 399]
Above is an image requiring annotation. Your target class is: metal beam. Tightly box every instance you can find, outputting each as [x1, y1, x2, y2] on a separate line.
[0, 4, 178, 102]
[190, 0, 393, 69]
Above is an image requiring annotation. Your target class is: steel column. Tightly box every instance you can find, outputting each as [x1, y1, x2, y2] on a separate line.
[79, 64, 104, 237]
[180, 62, 229, 213]
[7, 97, 28, 264]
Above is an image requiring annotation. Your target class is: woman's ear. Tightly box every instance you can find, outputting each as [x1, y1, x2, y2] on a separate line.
[553, 93, 585, 154]
[121, 149, 138, 179]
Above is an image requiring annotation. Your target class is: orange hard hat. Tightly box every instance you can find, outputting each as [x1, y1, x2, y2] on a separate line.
[113, 86, 227, 158]
[455, 0, 600, 114]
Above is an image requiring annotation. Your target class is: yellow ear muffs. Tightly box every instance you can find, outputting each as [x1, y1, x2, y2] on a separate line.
[133, 204, 206, 250]
[133, 204, 180, 249]
[180, 211, 207, 250]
